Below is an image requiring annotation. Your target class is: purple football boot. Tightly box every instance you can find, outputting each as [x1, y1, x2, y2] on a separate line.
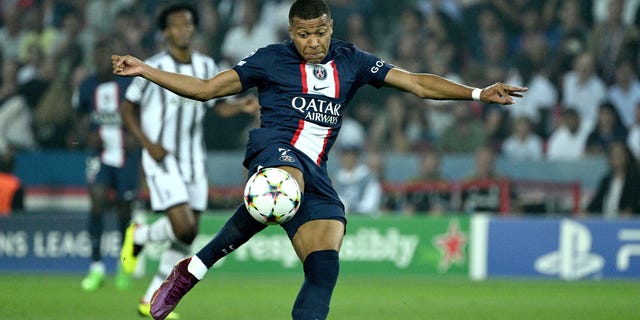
[150, 258, 200, 320]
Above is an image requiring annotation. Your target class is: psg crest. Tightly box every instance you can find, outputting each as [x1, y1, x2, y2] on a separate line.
[312, 65, 327, 80]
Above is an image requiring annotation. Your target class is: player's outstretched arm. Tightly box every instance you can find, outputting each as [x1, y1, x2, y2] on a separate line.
[383, 67, 527, 105]
[112, 54, 243, 101]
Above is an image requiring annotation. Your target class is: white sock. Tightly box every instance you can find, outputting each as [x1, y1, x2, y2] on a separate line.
[134, 217, 177, 245]
[89, 261, 105, 274]
[187, 255, 208, 280]
[142, 243, 189, 303]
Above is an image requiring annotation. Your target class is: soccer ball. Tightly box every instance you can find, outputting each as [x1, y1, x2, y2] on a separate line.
[243, 167, 301, 225]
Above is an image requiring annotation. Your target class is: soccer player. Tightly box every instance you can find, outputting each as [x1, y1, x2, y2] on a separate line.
[117, 3, 258, 319]
[112, 1, 527, 319]
[74, 37, 138, 291]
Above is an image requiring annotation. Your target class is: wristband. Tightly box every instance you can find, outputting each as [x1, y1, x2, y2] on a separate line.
[472, 88, 482, 101]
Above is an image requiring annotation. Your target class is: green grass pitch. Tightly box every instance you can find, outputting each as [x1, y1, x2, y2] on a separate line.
[1, 273, 637, 319]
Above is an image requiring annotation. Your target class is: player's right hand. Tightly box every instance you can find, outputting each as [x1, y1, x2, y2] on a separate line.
[146, 143, 168, 162]
[112, 55, 145, 77]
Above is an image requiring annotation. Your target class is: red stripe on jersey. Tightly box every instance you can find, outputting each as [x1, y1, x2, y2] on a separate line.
[315, 128, 332, 165]
[300, 63, 308, 94]
[290, 119, 305, 146]
[331, 60, 340, 98]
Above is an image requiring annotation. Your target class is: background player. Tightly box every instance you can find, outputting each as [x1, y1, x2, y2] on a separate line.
[118, 3, 258, 318]
[74, 36, 138, 292]
[112, 0, 527, 319]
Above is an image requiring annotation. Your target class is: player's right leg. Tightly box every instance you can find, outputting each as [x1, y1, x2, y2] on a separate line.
[150, 204, 267, 319]
[81, 160, 108, 291]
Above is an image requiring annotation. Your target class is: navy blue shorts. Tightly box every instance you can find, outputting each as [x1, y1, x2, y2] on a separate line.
[86, 154, 140, 201]
[246, 144, 346, 239]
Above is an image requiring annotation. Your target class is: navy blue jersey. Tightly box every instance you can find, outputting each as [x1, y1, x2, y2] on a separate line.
[233, 39, 392, 168]
[74, 75, 132, 167]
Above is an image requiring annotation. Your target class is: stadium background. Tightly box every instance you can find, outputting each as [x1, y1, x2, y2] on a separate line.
[1, 0, 639, 319]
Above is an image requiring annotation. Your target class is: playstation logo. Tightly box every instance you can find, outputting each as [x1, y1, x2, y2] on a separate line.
[534, 220, 604, 280]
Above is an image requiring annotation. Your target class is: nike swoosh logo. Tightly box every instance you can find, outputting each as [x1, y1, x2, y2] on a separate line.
[313, 85, 329, 91]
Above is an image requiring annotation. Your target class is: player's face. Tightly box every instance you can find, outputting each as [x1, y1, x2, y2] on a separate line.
[163, 10, 195, 50]
[289, 14, 333, 64]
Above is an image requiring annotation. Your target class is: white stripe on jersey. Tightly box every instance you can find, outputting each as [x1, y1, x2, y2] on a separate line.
[300, 60, 340, 98]
[95, 82, 124, 167]
[290, 119, 332, 165]
[125, 51, 219, 181]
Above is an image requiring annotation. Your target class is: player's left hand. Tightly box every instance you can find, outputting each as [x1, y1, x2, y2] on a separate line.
[479, 83, 527, 105]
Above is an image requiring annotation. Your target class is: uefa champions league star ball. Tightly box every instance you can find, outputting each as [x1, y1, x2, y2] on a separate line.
[243, 167, 301, 225]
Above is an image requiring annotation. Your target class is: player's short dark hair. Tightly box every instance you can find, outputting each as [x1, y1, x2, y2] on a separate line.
[289, 0, 331, 23]
[157, 2, 199, 30]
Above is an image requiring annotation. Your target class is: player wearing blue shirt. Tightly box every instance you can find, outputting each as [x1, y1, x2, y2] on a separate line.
[74, 37, 138, 292]
[113, 1, 527, 319]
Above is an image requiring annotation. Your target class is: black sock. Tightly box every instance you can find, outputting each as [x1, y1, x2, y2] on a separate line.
[292, 250, 340, 320]
[87, 210, 103, 262]
[195, 204, 266, 268]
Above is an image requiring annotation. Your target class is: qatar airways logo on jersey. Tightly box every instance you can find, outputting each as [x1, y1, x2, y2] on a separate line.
[291, 97, 342, 125]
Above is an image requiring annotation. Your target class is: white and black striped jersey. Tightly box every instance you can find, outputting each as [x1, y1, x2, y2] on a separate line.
[125, 50, 219, 182]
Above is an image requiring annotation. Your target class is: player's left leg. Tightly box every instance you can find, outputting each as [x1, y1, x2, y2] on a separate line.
[81, 182, 108, 291]
[81, 159, 111, 291]
[290, 219, 345, 320]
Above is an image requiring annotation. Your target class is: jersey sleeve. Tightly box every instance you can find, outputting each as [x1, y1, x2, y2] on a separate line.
[353, 47, 393, 89]
[231, 47, 272, 92]
[124, 75, 148, 105]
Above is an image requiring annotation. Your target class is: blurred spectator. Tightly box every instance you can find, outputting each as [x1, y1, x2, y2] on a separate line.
[587, 141, 640, 218]
[343, 11, 375, 53]
[593, 0, 640, 27]
[482, 105, 510, 151]
[0, 59, 36, 151]
[28, 5, 86, 150]
[334, 115, 366, 151]
[220, 0, 279, 66]
[511, 3, 546, 58]
[386, 7, 424, 66]
[546, 108, 588, 160]
[588, 0, 639, 84]
[422, 9, 464, 72]
[333, 144, 382, 216]
[547, 0, 590, 84]
[113, 7, 150, 59]
[466, 5, 510, 71]
[259, 0, 293, 41]
[561, 52, 607, 132]
[586, 101, 628, 155]
[501, 116, 544, 160]
[192, 0, 223, 61]
[404, 150, 451, 215]
[627, 103, 640, 159]
[607, 58, 640, 129]
[0, 6, 26, 61]
[18, 5, 59, 64]
[0, 147, 24, 215]
[438, 101, 486, 154]
[461, 145, 507, 214]
[509, 37, 558, 138]
[369, 94, 412, 153]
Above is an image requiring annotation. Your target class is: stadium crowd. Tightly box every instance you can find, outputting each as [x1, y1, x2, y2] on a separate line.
[1, 0, 640, 216]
